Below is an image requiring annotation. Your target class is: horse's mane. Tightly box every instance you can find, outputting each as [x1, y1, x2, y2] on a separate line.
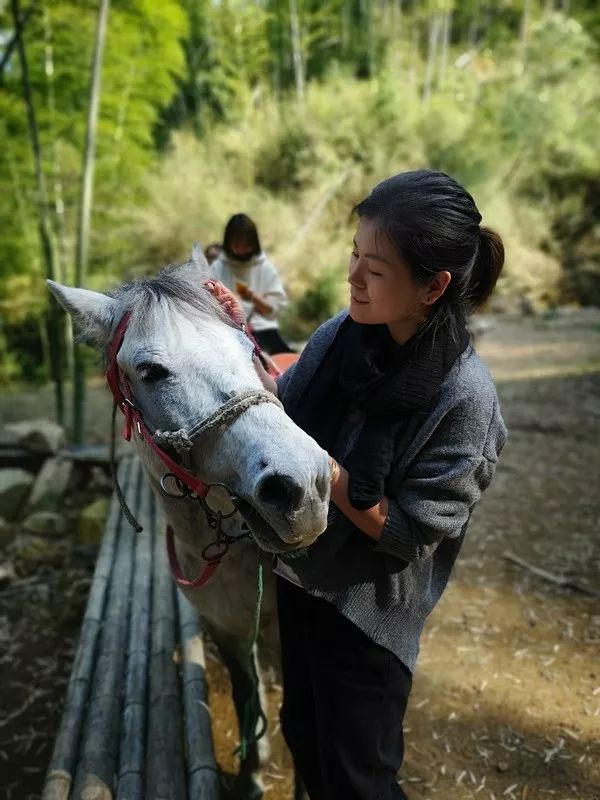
[108, 260, 236, 340]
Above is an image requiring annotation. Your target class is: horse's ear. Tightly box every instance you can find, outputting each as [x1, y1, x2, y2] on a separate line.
[47, 280, 116, 344]
[191, 242, 207, 270]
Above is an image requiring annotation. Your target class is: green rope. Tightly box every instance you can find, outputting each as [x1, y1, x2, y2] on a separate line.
[235, 557, 268, 761]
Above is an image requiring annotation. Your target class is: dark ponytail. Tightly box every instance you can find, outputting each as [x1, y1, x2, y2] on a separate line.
[356, 170, 505, 338]
[470, 227, 504, 309]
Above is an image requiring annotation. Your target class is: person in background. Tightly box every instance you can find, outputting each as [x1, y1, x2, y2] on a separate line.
[210, 213, 294, 354]
[204, 242, 222, 265]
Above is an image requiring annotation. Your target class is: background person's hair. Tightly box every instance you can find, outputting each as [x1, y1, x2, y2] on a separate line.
[222, 213, 262, 258]
[355, 170, 504, 339]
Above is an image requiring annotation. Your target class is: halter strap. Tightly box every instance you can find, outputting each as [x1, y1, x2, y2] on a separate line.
[166, 525, 221, 587]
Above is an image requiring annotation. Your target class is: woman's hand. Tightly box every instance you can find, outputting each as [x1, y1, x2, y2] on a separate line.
[328, 457, 388, 541]
[204, 280, 247, 327]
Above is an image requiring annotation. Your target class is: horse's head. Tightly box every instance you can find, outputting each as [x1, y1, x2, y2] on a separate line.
[48, 251, 330, 553]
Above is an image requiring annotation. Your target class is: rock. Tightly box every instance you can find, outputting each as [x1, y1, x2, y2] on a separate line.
[77, 498, 110, 545]
[496, 761, 510, 773]
[4, 418, 65, 455]
[22, 511, 67, 538]
[88, 466, 114, 493]
[0, 516, 17, 547]
[0, 560, 16, 588]
[0, 468, 35, 520]
[14, 534, 69, 572]
[26, 457, 74, 514]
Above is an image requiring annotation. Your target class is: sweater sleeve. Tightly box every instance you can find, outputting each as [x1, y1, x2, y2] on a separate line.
[375, 396, 507, 561]
[258, 259, 288, 319]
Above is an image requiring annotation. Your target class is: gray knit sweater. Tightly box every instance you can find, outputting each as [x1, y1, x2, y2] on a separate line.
[275, 311, 508, 672]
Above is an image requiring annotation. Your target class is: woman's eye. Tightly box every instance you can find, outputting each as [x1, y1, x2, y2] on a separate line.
[137, 363, 170, 383]
[351, 250, 359, 258]
[368, 269, 383, 277]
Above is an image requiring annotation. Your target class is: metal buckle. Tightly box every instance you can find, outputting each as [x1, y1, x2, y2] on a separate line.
[160, 473, 190, 498]
[201, 539, 229, 563]
[200, 483, 239, 519]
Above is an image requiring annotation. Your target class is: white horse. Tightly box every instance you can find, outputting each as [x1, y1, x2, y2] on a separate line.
[48, 253, 329, 798]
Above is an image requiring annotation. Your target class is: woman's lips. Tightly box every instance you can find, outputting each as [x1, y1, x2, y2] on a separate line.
[351, 294, 369, 304]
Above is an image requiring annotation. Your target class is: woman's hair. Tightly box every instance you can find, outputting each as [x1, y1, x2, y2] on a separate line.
[355, 170, 504, 336]
[222, 213, 262, 258]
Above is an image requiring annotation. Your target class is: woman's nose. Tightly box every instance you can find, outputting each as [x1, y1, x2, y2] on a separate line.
[348, 260, 365, 287]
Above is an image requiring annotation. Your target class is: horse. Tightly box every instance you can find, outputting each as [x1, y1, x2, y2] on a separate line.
[48, 251, 329, 798]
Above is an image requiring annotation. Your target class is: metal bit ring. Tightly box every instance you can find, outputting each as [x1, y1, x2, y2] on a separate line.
[160, 473, 190, 498]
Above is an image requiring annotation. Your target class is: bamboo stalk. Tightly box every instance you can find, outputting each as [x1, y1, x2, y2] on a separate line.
[145, 505, 186, 798]
[70, 459, 141, 798]
[10, 0, 64, 425]
[73, 0, 110, 443]
[177, 589, 220, 798]
[42, 457, 133, 800]
[116, 472, 154, 800]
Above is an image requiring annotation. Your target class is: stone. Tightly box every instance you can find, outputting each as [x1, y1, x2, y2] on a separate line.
[0, 468, 35, 520]
[26, 457, 74, 514]
[88, 466, 114, 493]
[0, 560, 16, 588]
[77, 498, 110, 545]
[22, 511, 67, 538]
[14, 534, 69, 571]
[4, 418, 65, 455]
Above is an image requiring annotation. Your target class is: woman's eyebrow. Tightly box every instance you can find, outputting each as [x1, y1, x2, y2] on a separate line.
[353, 238, 391, 265]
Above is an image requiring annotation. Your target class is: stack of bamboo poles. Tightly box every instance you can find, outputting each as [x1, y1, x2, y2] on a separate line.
[42, 457, 219, 800]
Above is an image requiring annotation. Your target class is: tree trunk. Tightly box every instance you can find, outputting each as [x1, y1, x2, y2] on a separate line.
[422, 10, 442, 102]
[467, 0, 479, 48]
[519, 0, 530, 68]
[360, 0, 375, 78]
[73, 0, 110, 443]
[439, 4, 453, 88]
[43, 2, 67, 285]
[10, 0, 65, 426]
[289, 0, 304, 104]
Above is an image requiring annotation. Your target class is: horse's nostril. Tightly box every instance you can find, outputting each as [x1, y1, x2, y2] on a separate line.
[257, 474, 304, 514]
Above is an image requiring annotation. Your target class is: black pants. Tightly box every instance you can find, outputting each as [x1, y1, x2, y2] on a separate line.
[252, 327, 295, 354]
[277, 577, 412, 800]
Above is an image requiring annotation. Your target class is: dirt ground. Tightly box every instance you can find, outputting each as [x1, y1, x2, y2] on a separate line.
[1, 311, 599, 800]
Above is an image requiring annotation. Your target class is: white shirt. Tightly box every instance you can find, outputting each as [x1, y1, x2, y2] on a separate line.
[210, 252, 288, 332]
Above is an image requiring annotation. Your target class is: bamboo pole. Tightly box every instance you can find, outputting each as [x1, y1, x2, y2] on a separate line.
[177, 589, 220, 798]
[116, 472, 154, 800]
[146, 505, 186, 798]
[42, 457, 133, 800]
[10, 0, 65, 425]
[70, 459, 141, 799]
[73, 0, 110, 443]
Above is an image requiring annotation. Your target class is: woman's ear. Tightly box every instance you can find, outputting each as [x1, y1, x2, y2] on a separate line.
[424, 271, 451, 305]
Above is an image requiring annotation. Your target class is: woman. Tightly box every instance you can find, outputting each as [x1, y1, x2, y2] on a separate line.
[209, 170, 507, 800]
[210, 213, 294, 353]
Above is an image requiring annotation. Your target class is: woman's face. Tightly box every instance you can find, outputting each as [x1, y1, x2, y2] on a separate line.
[229, 238, 254, 258]
[348, 216, 446, 343]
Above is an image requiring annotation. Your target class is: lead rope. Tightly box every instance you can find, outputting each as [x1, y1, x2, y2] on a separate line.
[236, 557, 268, 761]
[110, 402, 143, 533]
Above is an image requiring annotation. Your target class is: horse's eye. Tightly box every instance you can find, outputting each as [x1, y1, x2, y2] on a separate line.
[137, 362, 170, 383]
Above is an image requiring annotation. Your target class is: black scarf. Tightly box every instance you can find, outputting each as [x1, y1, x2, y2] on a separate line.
[290, 316, 470, 510]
